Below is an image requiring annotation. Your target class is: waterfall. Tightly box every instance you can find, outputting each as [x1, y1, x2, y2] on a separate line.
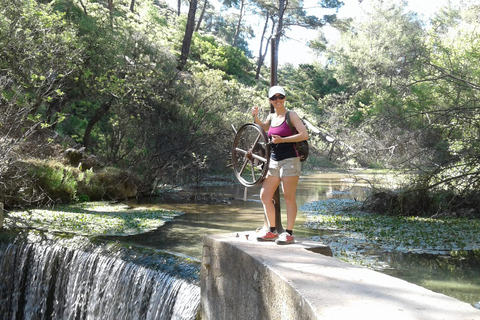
[0, 241, 200, 320]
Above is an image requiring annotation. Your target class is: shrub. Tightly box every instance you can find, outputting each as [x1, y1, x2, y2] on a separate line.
[0, 159, 141, 208]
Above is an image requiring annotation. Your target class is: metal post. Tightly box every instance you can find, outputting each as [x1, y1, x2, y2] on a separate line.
[0, 203, 4, 229]
[269, 39, 284, 234]
[270, 40, 277, 88]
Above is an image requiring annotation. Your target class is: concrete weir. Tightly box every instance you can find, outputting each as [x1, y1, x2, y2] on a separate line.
[201, 232, 480, 320]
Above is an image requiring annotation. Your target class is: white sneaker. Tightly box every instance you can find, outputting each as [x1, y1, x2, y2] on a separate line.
[275, 232, 294, 245]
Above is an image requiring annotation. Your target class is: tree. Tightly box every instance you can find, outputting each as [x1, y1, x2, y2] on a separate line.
[317, 0, 480, 214]
[314, 0, 429, 167]
[0, 0, 83, 206]
[255, 11, 274, 79]
[277, 63, 344, 112]
[0, 0, 82, 137]
[203, 13, 254, 57]
[189, 33, 253, 78]
[195, 0, 210, 31]
[178, 0, 198, 70]
[410, 3, 480, 196]
[222, 0, 249, 47]
[253, 0, 343, 78]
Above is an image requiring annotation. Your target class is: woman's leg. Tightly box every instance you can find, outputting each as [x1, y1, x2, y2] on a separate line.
[260, 175, 281, 228]
[281, 175, 299, 231]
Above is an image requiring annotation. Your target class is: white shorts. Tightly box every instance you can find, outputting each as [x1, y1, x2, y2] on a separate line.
[267, 157, 301, 178]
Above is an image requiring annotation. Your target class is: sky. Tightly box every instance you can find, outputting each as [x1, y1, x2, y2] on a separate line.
[166, 0, 459, 66]
[272, 0, 456, 66]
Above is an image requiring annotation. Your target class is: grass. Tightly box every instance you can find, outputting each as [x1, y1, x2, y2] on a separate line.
[6, 202, 184, 236]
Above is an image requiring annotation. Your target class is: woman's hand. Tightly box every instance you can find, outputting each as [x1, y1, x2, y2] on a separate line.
[252, 106, 270, 132]
[251, 106, 259, 117]
[270, 134, 283, 144]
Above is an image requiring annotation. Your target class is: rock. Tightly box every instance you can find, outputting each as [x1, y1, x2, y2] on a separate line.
[80, 155, 100, 171]
[64, 147, 85, 167]
[64, 148, 100, 171]
[474, 301, 480, 309]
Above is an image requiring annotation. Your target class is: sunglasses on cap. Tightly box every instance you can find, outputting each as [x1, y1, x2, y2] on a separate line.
[270, 94, 285, 101]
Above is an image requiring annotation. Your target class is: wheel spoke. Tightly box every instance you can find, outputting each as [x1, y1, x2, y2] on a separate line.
[250, 153, 267, 163]
[250, 134, 262, 151]
[250, 160, 256, 182]
[239, 157, 249, 175]
[235, 147, 247, 156]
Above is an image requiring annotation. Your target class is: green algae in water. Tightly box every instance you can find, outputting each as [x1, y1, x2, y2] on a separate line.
[5, 201, 184, 236]
[301, 199, 480, 254]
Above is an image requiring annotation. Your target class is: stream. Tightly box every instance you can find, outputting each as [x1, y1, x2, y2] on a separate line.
[121, 172, 480, 307]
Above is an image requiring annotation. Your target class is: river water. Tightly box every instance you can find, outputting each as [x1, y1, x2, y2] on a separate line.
[123, 172, 369, 257]
[122, 172, 480, 307]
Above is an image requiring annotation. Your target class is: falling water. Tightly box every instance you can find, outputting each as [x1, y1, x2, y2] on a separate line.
[0, 241, 200, 320]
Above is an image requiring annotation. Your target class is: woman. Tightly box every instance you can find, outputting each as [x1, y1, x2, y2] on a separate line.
[251, 85, 308, 244]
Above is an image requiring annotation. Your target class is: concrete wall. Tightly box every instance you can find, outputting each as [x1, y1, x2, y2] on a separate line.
[201, 232, 480, 320]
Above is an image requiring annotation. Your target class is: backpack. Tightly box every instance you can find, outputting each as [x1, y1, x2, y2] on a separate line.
[285, 111, 309, 162]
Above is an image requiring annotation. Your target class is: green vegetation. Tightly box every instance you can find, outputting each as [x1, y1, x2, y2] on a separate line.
[301, 199, 480, 268]
[7, 202, 184, 236]
[0, 0, 479, 219]
[3, 1, 480, 306]
[1, 159, 141, 207]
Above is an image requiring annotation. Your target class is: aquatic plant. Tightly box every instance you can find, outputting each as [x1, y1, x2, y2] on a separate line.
[301, 199, 480, 268]
[5, 202, 184, 236]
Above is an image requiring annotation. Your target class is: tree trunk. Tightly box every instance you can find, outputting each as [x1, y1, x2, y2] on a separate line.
[273, 0, 286, 75]
[177, 0, 181, 16]
[130, 0, 135, 13]
[78, 0, 88, 15]
[178, 0, 197, 71]
[232, 0, 245, 47]
[255, 13, 273, 80]
[195, 0, 208, 31]
[83, 98, 113, 150]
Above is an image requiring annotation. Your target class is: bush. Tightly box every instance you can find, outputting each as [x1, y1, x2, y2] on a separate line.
[29, 160, 78, 203]
[362, 188, 480, 218]
[0, 159, 141, 209]
[78, 168, 140, 201]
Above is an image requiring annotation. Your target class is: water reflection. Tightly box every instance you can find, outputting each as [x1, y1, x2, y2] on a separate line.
[380, 250, 480, 306]
[123, 172, 480, 307]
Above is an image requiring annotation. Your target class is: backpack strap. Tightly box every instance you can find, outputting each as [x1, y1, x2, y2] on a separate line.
[285, 111, 296, 134]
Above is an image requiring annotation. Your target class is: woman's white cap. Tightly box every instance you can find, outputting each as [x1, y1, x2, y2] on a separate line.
[268, 85, 285, 98]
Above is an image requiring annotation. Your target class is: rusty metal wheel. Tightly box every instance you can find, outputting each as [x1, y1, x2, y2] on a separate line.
[232, 123, 270, 187]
